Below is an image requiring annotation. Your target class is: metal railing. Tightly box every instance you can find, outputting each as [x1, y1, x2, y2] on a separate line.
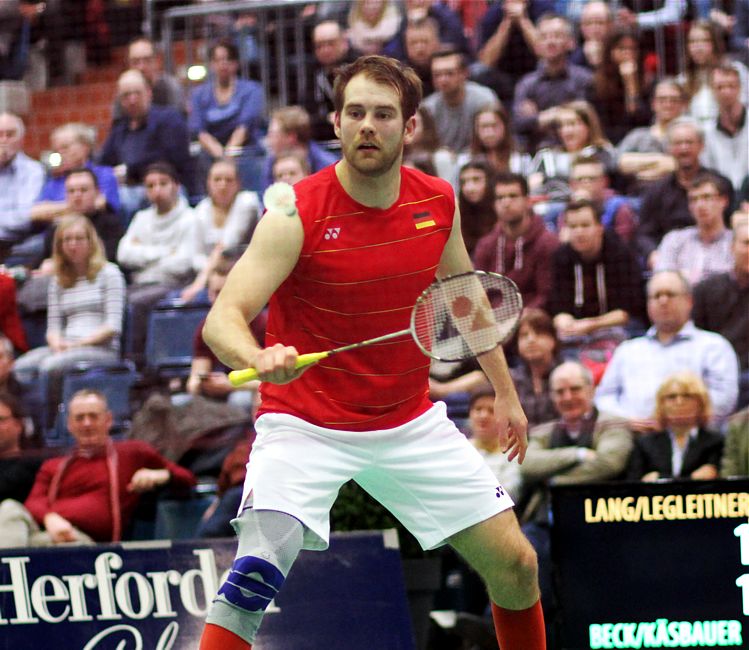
[159, 0, 340, 111]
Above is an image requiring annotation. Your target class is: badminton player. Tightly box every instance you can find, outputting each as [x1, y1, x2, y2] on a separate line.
[199, 55, 545, 650]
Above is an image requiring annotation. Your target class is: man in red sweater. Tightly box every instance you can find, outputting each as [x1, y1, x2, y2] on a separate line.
[0, 388, 195, 547]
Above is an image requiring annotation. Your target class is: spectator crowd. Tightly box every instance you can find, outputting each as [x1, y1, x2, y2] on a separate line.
[0, 2, 748, 647]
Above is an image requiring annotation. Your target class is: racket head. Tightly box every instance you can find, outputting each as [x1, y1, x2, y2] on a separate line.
[410, 270, 523, 362]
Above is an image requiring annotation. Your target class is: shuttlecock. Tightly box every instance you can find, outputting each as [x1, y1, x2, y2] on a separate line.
[263, 182, 299, 217]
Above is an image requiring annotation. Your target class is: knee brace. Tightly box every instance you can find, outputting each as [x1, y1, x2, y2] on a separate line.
[218, 555, 284, 613]
[211, 509, 303, 633]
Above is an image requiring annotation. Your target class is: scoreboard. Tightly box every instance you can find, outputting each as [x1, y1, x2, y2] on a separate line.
[551, 479, 749, 650]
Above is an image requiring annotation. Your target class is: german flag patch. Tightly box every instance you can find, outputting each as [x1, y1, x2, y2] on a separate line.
[413, 210, 436, 230]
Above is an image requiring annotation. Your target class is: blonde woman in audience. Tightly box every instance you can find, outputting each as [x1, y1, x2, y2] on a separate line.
[181, 159, 259, 303]
[13, 215, 125, 424]
[626, 372, 724, 481]
[347, 0, 402, 55]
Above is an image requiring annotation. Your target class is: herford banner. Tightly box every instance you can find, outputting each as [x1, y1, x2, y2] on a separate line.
[0, 530, 414, 649]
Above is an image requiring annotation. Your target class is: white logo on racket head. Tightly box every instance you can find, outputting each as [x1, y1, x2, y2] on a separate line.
[325, 227, 341, 240]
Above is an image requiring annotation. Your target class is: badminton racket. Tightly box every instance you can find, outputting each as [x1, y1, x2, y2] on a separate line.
[228, 270, 523, 386]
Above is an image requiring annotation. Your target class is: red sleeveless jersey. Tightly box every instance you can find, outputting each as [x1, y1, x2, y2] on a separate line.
[258, 165, 455, 430]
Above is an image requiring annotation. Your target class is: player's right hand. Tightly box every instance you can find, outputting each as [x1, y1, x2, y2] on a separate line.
[251, 343, 307, 384]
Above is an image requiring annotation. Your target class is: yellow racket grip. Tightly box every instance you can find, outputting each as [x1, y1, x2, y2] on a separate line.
[228, 351, 330, 386]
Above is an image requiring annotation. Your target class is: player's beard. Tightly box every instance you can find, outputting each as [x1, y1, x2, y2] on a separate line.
[343, 139, 403, 178]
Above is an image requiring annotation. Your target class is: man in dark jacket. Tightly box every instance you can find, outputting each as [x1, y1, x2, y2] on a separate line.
[548, 197, 646, 351]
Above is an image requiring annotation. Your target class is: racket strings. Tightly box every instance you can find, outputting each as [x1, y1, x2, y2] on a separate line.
[412, 274, 522, 362]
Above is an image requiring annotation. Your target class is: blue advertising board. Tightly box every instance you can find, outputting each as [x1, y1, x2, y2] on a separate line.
[0, 530, 415, 649]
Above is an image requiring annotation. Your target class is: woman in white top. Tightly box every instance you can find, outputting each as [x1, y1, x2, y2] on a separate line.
[13, 215, 125, 426]
[529, 100, 616, 201]
[346, 0, 401, 55]
[181, 159, 260, 302]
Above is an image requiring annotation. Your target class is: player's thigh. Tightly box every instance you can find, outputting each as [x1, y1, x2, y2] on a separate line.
[240, 413, 370, 547]
[448, 509, 537, 582]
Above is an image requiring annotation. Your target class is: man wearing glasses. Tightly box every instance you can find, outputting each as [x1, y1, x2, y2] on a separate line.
[595, 270, 738, 432]
[653, 171, 733, 283]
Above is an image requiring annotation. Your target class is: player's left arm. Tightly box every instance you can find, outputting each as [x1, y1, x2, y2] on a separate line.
[437, 205, 529, 463]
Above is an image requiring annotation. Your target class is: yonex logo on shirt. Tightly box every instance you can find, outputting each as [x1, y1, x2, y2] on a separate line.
[325, 227, 341, 240]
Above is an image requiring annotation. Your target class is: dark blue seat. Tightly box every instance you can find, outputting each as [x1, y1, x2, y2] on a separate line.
[145, 302, 210, 380]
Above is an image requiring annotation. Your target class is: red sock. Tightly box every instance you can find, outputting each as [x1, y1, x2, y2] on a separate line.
[491, 599, 546, 650]
[199, 623, 252, 650]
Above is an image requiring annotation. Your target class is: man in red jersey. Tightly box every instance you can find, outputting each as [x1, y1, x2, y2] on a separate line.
[199, 55, 545, 650]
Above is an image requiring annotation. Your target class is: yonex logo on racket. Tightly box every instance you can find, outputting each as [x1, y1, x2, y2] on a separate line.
[325, 227, 341, 240]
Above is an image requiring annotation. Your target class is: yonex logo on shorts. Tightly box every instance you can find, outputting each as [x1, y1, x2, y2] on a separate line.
[496, 486, 505, 498]
[325, 227, 341, 240]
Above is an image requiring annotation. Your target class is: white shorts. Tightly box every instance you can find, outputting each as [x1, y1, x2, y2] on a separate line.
[237, 402, 514, 551]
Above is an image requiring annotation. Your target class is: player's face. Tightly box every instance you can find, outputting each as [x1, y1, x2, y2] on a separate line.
[67, 394, 113, 450]
[335, 73, 415, 178]
[565, 207, 604, 259]
[468, 395, 496, 444]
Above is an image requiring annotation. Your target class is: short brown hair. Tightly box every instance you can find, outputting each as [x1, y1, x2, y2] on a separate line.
[271, 106, 312, 144]
[333, 55, 423, 122]
[517, 308, 559, 355]
[565, 197, 601, 223]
